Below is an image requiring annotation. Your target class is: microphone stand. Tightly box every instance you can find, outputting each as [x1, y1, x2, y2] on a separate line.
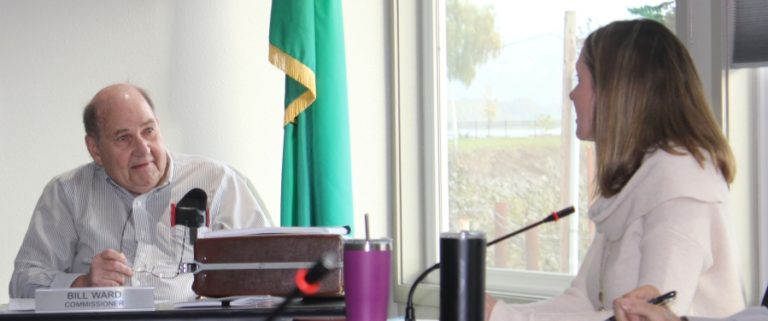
[404, 206, 575, 321]
[264, 252, 339, 321]
[405, 263, 440, 321]
[265, 287, 303, 321]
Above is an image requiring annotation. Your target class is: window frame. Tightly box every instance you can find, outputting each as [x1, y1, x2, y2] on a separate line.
[391, 0, 578, 306]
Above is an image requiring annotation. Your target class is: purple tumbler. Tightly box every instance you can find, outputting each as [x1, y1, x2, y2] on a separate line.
[343, 239, 392, 321]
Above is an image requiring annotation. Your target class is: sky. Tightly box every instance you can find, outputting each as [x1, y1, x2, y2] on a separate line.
[446, 0, 672, 121]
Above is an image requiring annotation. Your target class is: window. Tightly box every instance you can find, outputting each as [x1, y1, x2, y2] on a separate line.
[441, 0, 675, 275]
[392, 0, 679, 306]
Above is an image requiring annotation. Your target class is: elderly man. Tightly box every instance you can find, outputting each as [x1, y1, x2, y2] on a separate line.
[10, 83, 270, 302]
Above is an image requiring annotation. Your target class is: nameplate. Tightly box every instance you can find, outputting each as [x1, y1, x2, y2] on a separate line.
[34, 287, 155, 313]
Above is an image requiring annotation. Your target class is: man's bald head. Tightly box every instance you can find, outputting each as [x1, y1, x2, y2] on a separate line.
[83, 83, 155, 140]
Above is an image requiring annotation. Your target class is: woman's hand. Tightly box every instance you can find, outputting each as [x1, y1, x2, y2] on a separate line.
[613, 285, 682, 321]
[485, 293, 498, 321]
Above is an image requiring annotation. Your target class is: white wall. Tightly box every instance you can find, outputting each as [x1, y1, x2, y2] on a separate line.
[0, 0, 390, 304]
[729, 67, 765, 304]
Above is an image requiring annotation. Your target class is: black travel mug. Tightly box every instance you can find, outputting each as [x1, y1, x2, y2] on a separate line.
[440, 231, 486, 321]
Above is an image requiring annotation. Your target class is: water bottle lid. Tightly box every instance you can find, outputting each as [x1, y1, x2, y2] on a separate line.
[440, 230, 486, 240]
[344, 238, 391, 251]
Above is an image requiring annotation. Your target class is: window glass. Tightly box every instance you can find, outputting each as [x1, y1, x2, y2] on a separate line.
[442, 0, 675, 274]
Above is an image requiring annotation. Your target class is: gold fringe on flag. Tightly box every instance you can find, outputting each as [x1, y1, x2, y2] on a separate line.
[268, 44, 317, 126]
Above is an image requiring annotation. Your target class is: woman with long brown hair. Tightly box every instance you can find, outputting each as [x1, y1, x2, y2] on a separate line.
[487, 19, 744, 321]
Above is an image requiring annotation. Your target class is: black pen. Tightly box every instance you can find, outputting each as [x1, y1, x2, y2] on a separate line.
[605, 290, 677, 321]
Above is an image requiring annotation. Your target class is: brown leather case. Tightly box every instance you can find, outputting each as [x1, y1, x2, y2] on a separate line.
[192, 234, 344, 297]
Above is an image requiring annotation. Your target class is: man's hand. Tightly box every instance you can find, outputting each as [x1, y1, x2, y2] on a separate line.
[72, 249, 133, 287]
[613, 285, 681, 321]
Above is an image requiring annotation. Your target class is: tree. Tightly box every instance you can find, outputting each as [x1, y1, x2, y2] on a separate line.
[627, 1, 675, 28]
[447, 0, 502, 87]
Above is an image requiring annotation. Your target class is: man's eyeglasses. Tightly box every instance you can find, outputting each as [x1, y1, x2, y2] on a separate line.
[132, 262, 184, 279]
[120, 209, 189, 280]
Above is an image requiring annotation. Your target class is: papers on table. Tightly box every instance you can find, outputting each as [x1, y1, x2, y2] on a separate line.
[198, 226, 350, 239]
[7, 298, 35, 311]
[173, 295, 283, 308]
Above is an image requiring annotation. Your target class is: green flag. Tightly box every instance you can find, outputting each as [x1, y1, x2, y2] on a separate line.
[268, 0, 354, 232]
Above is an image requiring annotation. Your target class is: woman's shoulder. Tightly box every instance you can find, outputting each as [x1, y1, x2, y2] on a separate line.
[642, 147, 723, 183]
[642, 147, 705, 168]
[635, 147, 727, 198]
[589, 147, 729, 238]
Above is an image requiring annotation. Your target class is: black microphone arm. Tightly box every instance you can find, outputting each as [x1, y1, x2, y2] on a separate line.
[486, 206, 575, 246]
[265, 251, 340, 321]
[404, 206, 575, 321]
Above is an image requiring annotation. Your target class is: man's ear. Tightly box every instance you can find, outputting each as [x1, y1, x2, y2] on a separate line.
[85, 135, 103, 166]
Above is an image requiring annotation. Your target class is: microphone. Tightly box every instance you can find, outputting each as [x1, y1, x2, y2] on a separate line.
[265, 251, 340, 321]
[171, 188, 208, 245]
[404, 206, 576, 321]
[296, 251, 339, 293]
